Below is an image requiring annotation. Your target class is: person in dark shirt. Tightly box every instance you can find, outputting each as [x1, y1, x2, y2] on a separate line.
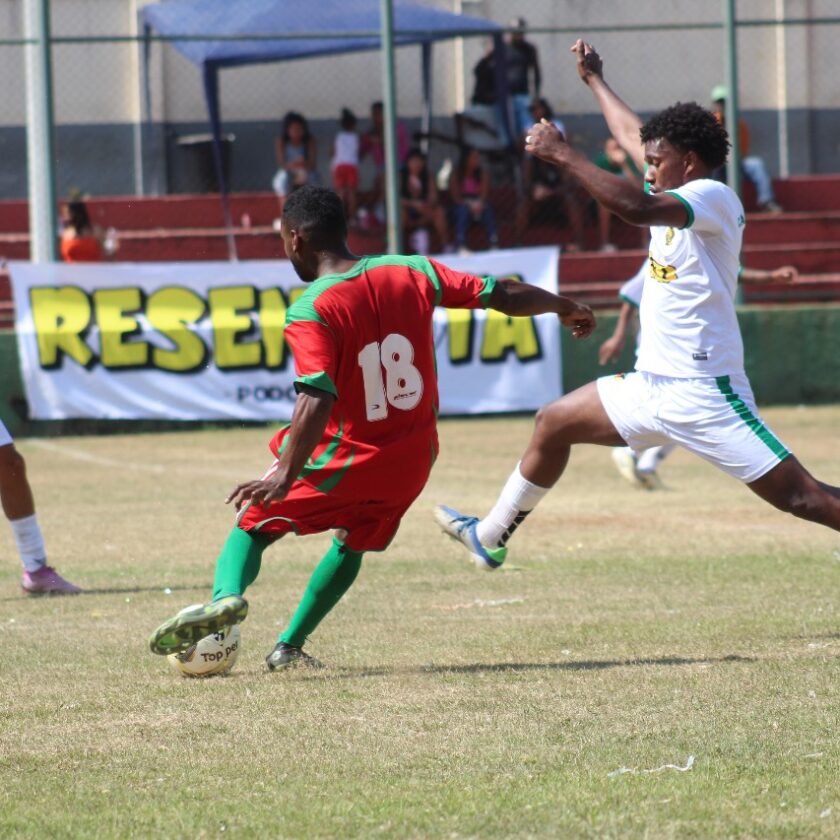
[507, 17, 542, 136]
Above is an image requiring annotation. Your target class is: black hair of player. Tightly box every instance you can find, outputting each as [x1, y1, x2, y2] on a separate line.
[282, 185, 347, 250]
[640, 102, 730, 170]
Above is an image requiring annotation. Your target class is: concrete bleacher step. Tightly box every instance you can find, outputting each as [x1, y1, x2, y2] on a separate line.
[773, 175, 840, 212]
[743, 211, 840, 245]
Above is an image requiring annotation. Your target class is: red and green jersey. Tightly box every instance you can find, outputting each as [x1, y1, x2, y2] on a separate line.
[272, 254, 495, 498]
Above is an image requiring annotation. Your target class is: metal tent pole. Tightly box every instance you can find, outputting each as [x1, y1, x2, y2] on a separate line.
[380, 0, 402, 253]
[23, 0, 58, 262]
[724, 0, 741, 196]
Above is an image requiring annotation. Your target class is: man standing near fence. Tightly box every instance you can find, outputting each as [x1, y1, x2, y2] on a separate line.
[149, 185, 595, 669]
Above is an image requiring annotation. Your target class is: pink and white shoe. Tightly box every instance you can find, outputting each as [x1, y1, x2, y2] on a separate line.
[21, 566, 82, 595]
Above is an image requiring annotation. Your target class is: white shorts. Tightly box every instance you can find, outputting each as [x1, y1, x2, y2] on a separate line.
[0, 420, 12, 448]
[596, 370, 792, 483]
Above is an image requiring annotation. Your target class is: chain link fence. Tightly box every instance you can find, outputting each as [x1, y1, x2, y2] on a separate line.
[2, 1, 840, 253]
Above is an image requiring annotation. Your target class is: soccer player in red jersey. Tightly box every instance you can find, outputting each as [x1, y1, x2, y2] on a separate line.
[149, 185, 595, 670]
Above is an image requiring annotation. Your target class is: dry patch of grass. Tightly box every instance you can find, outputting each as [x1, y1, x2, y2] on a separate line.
[0, 406, 837, 838]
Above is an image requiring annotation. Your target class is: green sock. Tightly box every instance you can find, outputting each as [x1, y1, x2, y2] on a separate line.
[279, 536, 363, 648]
[211, 527, 272, 601]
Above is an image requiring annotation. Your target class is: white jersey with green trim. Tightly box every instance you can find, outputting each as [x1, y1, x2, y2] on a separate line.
[618, 262, 647, 308]
[637, 178, 746, 378]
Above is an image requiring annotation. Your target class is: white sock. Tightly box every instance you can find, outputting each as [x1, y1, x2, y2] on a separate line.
[9, 513, 47, 573]
[476, 463, 550, 547]
[637, 445, 675, 474]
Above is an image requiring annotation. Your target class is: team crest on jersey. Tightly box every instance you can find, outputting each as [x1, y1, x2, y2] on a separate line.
[665, 227, 675, 246]
[649, 256, 678, 283]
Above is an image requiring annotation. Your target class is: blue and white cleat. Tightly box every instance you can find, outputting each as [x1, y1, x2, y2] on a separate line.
[434, 505, 507, 571]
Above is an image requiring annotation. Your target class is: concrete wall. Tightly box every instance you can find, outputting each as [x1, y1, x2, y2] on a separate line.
[0, 0, 838, 198]
[4, 303, 840, 438]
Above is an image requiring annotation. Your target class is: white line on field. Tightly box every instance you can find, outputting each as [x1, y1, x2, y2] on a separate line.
[23, 438, 166, 473]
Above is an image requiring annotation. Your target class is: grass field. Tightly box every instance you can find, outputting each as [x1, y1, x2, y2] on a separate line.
[1, 405, 838, 839]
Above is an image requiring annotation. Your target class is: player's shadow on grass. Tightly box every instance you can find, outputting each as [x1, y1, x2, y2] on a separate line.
[308, 654, 756, 680]
[78, 584, 208, 597]
[0, 584, 206, 602]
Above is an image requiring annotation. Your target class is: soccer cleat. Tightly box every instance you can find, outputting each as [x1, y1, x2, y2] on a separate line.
[611, 447, 646, 489]
[434, 505, 507, 570]
[265, 642, 323, 671]
[21, 566, 82, 596]
[637, 469, 665, 491]
[148, 595, 249, 656]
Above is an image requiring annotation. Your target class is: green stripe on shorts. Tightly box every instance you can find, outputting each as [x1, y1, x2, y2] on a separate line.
[715, 375, 790, 459]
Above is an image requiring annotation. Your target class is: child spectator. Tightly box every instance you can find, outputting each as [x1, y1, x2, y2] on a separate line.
[272, 111, 318, 220]
[400, 148, 451, 254]
[449, 146, 498, 252]
[361, 101, 410, 224]
[332, 108, 360, 221]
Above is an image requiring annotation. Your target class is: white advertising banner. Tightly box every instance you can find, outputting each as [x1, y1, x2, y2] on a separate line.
[10, 247, 561, 421]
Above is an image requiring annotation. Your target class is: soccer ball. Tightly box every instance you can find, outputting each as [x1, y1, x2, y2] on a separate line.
[167, 624, 241, 678]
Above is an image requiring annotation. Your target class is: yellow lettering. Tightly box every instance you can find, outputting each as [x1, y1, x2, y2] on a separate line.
[29, 287, 95, 369]
[444, 308, 473, 363]
[480, 310, 541, 362]
[259, 288, 289, 369]
[146, 287, 208, 372]
[93, 288, 148, 368]
[209, 286, 260, 370]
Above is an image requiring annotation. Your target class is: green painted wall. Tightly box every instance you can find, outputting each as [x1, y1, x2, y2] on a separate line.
[561, 303, 840, 404]
[3, 304, 840, 438]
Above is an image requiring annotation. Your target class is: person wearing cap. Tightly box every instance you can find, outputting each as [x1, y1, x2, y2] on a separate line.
[507, 17, 542, 137]
[710, 85, 782, 213]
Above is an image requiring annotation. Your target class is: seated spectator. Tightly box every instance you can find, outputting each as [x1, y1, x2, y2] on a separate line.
[332, 107, 360, 221]
[594, 137, 643, 251]
[516, 98, 584, 250]
[361, 101, 410, 224]
[400, 148, 451, 254]
[60, 199, 106, 262]
[710, 86, 782, 213]
[449, 146, 498, 251]
[272, 111, 318, 220]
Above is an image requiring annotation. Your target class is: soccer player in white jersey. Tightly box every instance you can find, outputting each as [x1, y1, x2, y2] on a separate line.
[601, 261, 799, 490]
[436, 39, 840, 570]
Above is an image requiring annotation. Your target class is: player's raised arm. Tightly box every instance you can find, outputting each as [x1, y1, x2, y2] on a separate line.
[488, 278, 596, 339]
[739, 265, 799, 284]
[571, 39, 645, 171]
[525, 120, 689, 229]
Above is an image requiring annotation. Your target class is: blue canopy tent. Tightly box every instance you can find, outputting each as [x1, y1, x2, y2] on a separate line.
[139, 0, 508, 258]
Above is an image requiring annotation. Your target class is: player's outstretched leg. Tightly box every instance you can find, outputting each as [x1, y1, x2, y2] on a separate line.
[748, 456, 840, 531]
[434, 505, 509, 570]
[436, 382, 624, 566]
[265, 536, 362, 670]
[148, 527, 269, 655]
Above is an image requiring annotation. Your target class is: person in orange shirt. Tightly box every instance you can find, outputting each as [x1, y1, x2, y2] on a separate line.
[711, 86, 782, 213]
[59, 200, 107, 262]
